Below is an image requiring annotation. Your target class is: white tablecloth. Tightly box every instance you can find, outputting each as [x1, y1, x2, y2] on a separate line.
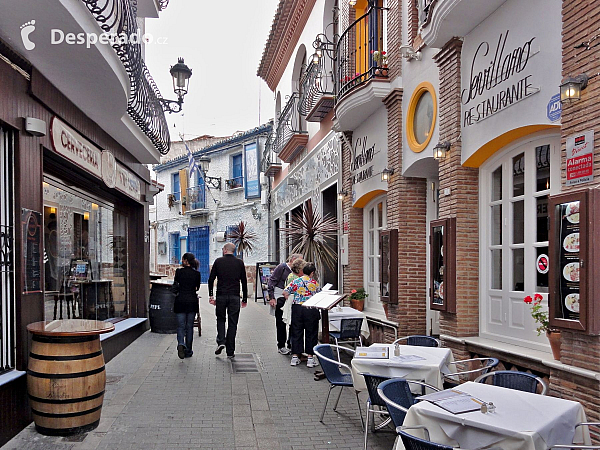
[395, 381, 591, 450]
[351, 344, 454, 392]
[326, 306, 370, 339]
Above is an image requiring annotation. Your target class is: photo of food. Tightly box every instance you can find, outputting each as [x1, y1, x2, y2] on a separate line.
[565, 293, 580, 313]
[565, 201, 580, 224]
[563, 233, 580, 253]
[562, 262, 580, 282]
[439, 282, 444, 300]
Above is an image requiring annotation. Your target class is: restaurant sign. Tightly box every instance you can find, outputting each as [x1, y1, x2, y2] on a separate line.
[115, 163, 142, 201]
[566, 130, 594, 186]
[50, 117, 102, 178]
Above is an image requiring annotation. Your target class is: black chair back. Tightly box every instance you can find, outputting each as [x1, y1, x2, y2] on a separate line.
[361, 373, 390, 408]
[485, 371, 540, 393]
[338, 318, 363, 340]
[314, 344, 348, 385]
[377, 378, 415, 428]
[399, 429, 453, 450]
[406, 336, 439, 347]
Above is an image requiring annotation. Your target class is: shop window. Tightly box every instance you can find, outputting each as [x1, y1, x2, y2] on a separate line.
[363, 196, 387, 315]
[430, 218, 456, 312]
[480, 135, 560, 348]
[169, 232, 180, 264]
[172, 172, 181, 201]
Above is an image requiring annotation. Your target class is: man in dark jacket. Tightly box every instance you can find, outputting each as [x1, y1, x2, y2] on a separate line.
[208, 242, 248, 358]
[268, 253, 303, 354]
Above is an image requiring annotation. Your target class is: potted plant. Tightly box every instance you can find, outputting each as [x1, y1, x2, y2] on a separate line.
[524, 293, 561, 360]
[349, 288, 368, 312]
[227, 221, 257, 260]
[371, 50, 388, 76]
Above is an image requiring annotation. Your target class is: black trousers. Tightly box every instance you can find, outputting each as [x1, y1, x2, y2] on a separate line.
[275, 297, 289, 349]
[216, 295, 241, 356]
[290, 303, 320, 356]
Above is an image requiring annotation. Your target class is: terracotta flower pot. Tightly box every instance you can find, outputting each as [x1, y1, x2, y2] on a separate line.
[350, 298, 364, 311]
[546, 330, 561, 360]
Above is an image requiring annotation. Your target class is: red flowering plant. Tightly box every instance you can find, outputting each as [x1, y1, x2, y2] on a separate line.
[371, 50, 387, 65]
[349, 288, 368, 301]
[524, 293, 555, 336]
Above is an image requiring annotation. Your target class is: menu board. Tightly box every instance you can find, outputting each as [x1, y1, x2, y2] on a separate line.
[254, 261, 278, 302]
[557, 201, 580, 320]
[432, 224, 444, 306]
[22, 208, 42, 293]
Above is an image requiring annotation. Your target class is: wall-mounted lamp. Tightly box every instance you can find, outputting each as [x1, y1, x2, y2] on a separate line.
[159, 57, 192, 114]
[381, 168, 394, 182]
[251, 205, 262, 220]
[337, 190, 347, 201]
[198, 156, 222, 190]
[399, 44, 422, 61]
[560, 74, 589, 104]
[433, 141, 450, 160]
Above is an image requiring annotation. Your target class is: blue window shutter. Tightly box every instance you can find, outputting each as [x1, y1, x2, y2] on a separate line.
[232, 154, 243, 179]
[170, 232, 180, 264]
[173, 173, 181, 201]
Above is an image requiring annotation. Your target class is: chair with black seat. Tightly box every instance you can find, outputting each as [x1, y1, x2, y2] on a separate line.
[550, 422, 600, 449]
[330, 318, 363, 360]
[393, 336, 440, 347]
[313, 344, 364, 428]
[443, 357, 499, 389]
[397, 426, 454, 450]
[377, 378, 440, 430]
[475, 370, 548, 395]
[360, 373, 391, 450]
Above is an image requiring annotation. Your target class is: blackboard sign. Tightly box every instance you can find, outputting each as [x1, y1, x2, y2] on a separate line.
[22, 208, 42, 294]
[557, 201, 580, 321]
[255, 261, 278, 304]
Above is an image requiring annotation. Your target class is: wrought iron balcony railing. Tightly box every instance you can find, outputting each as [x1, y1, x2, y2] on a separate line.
[225, 176, 244, 190]
[81, 0, 170, 155]
[298, 60, 335, 122]
[336, 6, 388, 101]
[261, 131, 282, 176]
[419, 0, 435, 25]
[186, 185, 206, 211]
[273, 93, 308, 163]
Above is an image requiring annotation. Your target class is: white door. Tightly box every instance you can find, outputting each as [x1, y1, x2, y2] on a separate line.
[363, 196, 387, 315]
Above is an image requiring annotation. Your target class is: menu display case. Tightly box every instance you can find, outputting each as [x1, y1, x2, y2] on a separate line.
[379, 229, 398, 304]
[549, 189, 600, 334]
[430, 218, 456, 313]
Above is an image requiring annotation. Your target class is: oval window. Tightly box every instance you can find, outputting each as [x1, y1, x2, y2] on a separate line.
[407, 82, 437, 153]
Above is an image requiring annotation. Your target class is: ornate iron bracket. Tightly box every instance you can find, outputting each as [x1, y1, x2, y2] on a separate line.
[159, 98, 184, 114]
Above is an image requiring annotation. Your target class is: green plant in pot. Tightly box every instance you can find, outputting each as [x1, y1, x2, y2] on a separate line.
[349, 288, 368, 312]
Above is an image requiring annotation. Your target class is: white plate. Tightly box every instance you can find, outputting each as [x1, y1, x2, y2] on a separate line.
[565, 293, 580, 313]
[563, 233, 580, 253]
[565, 202, 580, 224]
[562, 262, 580, 282]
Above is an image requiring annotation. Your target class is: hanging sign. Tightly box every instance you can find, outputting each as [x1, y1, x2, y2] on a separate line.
[244, 142, 261, 199]
[101, 150, 117, 188]
[115, 163, 142, 201]
[566, 130, 594, 186]
[50, 117, 102, 178]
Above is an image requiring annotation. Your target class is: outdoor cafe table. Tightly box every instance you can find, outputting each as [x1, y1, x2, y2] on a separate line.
[351, 343, 454, 392]
[326, 306, 370, 339]
[395, 381, 591, 450]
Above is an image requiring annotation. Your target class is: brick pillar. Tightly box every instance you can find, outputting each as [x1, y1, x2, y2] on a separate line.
[407, 0, 419, 47]
[341, 132, 363, 297]
[383, 88, 428, 337]
[433, 39, 479, 339]
[386, 0, 401, 80]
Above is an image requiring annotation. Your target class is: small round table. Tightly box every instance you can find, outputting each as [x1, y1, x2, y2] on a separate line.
[26, 319, 115, 436]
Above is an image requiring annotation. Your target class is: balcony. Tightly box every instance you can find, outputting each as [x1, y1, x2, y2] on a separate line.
[298, 61, 334, 122]
[225, 176, 244, 191]
[273, 93, 308, 163]
[185, 186, 207, 214]
[419, 0, 508, 48]
[261, 132, 282, 176]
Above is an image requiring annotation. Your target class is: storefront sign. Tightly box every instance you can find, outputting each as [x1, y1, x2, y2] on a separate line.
[115, 163, 142, 201]
[244, 141, 261, 199]
[22, 208, 42, 294]
[101, 150, 117, 188]
[547, 94, 562, 122]
[50, 117, 102, 179]
[566, 130, 594, 186]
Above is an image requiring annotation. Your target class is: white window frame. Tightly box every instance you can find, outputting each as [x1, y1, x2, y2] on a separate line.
[363, 195, 387, 317]
[479, 131, 560, 351]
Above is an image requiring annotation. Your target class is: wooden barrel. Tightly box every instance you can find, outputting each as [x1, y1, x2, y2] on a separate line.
[27, 334, 106, 435]
[149, 281, 178, 334]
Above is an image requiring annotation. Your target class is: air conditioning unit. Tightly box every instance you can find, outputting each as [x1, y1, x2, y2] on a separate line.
[216, 231, 227, 242]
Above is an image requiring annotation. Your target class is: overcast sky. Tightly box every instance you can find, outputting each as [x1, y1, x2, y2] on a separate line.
[145, 0, 280, 141]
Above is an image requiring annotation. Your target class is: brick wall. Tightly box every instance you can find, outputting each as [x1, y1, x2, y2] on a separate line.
[383, 88, 428, 336]
[386, 0, 401, 80]
[433, 39, 480, 337]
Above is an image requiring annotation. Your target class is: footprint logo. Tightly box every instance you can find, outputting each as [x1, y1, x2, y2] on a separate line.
[20, 20, 36, 51]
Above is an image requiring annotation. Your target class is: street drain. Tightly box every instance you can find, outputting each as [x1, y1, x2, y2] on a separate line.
[230, 353, 259, 373]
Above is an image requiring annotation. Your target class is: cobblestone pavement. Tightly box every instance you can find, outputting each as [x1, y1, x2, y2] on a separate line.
[5, 286, 396, 450]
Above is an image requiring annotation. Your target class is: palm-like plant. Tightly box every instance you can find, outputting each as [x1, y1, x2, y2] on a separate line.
[228, 221, 257, 260]
[282, 199, 338, 273]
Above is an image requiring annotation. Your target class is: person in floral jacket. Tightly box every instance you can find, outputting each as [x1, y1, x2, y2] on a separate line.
[283, 262, 321, 367]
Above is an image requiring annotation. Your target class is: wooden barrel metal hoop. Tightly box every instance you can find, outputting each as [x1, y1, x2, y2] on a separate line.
[27, 333, 106, 435]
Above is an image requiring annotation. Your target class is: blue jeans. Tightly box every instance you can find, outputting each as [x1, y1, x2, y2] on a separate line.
[176, 312, 196, 356]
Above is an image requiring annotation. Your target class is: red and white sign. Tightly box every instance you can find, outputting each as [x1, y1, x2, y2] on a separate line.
[50, 117, 102, 179]
[566, 130, 594, 186]
[536, 254, 549, 274]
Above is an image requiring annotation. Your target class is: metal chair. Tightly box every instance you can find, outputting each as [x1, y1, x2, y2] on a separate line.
[475, 370, 548, 395]
[393, 335, 440, 347]
[377, 378, 440, 429]
[330, 318, 363, 360]
[443, 357, 499, 389]
[313, 344, 364, 429]
[550, 422, 600, 449]
[360, 373, 391, 450]
[397, 426, 453, 450]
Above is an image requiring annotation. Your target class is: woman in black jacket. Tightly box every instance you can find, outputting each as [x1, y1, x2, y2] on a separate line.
[174, 252, 201, 359]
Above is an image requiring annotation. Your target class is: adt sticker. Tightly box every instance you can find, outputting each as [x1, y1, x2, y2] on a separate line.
[547, 94, 562, 122]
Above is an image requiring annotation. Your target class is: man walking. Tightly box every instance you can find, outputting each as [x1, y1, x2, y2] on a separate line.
[208, 242, 248, 359]
[268, 253, 303, 355]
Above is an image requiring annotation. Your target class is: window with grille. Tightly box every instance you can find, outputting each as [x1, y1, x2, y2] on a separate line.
[0, 126, 15, 374]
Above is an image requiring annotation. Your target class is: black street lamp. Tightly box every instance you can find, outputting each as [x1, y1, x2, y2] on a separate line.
[198, 156, 222, 190]
[159, 57, 192, 113]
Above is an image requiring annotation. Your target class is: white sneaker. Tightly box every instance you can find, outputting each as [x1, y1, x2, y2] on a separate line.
[306, 356, 317, 368]
[290, 355, 300, 366]
[278, 347, 291, 355]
